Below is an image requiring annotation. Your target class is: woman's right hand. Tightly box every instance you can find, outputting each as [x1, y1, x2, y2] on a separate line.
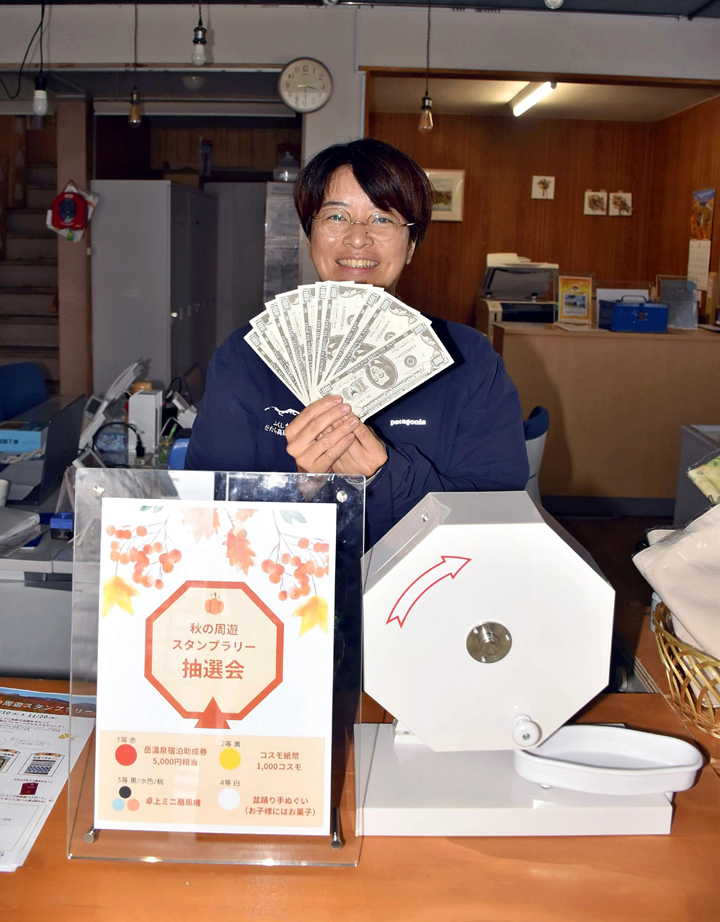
[284, 395, 360, 473]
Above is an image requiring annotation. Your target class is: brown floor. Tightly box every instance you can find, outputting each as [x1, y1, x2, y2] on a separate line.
[559, 514, 671, 655]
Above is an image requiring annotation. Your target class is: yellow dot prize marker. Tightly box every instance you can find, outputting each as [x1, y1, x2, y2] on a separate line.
[219, 747, 241, 770]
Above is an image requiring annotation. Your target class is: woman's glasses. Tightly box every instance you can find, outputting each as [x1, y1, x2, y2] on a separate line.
[314, 208, 414, 240]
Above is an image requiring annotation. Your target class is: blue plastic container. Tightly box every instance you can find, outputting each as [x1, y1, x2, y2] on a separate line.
[598, 297, 668, 333]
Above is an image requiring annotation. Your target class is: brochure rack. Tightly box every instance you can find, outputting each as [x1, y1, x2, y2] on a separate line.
[68, 469, 364, 867]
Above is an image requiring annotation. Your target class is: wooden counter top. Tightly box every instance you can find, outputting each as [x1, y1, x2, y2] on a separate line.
[495, 322, 720, 342]
[493, 322, 720, 501]
[2, 672, 719, 922]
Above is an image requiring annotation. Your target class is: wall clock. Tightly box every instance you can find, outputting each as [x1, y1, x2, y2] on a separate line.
[278, 58, 333, 113]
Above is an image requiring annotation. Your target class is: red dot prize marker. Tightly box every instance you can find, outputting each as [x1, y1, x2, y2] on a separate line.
[115, 744, 137, 766]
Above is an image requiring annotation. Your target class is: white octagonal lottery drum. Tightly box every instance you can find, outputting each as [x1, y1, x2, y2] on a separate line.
[362, 492, 615, 753]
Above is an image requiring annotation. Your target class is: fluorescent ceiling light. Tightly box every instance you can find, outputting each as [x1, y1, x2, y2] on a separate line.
[510, 81, 557, 117]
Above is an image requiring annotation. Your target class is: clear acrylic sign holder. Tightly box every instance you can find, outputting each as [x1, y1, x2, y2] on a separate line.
[67, 469, 364, 867]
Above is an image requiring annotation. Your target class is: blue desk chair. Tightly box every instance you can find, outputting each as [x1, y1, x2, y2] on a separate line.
[0, 363, 49, 422]
[524, 406, 549, 505]
[168, 437, 190, 470]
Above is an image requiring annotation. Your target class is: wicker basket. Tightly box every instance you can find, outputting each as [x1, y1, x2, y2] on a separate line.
[652, 603, 720, 738]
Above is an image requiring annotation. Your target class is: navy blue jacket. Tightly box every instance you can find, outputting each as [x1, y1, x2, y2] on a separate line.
[185, 316, 529, 548]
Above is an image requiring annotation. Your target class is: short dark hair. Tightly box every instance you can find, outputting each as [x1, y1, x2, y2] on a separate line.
[294, 138, 433, 247]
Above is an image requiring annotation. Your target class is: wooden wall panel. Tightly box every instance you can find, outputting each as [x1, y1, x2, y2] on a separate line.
[0, 115, 27, 208]
[26, 112, 57, 165]
[647, 95, 720, 282]
[96, 117, 152, 180]
[150, 126, 301, 172]
[369, 112, 655, 326]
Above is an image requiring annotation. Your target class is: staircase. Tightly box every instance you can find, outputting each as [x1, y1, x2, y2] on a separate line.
[0, 160, 59, 393]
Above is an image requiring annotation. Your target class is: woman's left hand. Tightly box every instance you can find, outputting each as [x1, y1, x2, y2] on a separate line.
[331, 419, 387, 478]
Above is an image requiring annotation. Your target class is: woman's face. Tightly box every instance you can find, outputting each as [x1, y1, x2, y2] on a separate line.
[307, 165, 415, 296]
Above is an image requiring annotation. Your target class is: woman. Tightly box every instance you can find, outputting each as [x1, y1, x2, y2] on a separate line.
[185, 138, 528, 548]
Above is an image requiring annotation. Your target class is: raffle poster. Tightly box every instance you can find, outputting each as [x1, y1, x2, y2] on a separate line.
[94, 498, 336, 836]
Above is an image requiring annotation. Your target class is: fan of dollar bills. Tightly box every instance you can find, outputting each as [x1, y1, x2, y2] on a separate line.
[245, 283, 454, 421]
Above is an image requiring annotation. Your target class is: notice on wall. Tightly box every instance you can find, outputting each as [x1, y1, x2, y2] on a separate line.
[688, 239, 711, 292]
[94, 498, 337, 836]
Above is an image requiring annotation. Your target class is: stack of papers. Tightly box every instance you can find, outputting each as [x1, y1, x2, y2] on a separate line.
[0, 508, 39, 544]
[245, 283, 453, 420]
[0, 688, 95, 871]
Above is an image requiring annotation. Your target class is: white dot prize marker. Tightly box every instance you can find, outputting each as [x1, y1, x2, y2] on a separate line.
[217, 788, 241, 811]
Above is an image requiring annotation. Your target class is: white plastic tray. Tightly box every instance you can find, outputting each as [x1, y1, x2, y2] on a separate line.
[514, 725, 703, 796]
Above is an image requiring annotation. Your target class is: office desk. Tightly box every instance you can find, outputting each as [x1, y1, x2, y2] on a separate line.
[3, 672, 719, 922]
[493, 323, 720, 511]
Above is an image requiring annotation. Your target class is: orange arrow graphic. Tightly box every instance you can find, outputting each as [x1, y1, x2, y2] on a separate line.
[386, 556, 471, 627]
[194, 697, 230, 729]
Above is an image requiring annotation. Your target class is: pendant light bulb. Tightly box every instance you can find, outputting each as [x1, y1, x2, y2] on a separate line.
[191, 43, 207, 67]
[192, 8, 207, 67]
[33, 74, 48, 117]
[418, 92, 433, 133]
[129, 86, 142, 127]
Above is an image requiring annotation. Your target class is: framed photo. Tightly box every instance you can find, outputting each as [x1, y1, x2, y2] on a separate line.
[584, 190, 607, 215]
[424, 169, 465, 222]
[609, 191, 632, 217]
[532, 176, 555, 200]
[558, 276, 593, 324]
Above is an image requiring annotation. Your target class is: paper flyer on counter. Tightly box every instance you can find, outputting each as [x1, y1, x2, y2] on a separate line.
[558, 276, 593, 324]
[0, 688, 95, 872]
[95, 498, 337, 836]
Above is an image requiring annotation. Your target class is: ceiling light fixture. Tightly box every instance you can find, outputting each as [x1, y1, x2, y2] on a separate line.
[181, 73, 207, 91]
[510, 81, 556, 117]
[129, 4, 142, 126]
[129, 86, 142, 126]
[192, 4, 208, 67]
[418, 1, 433, 133]
[545, 0, 564, 8]
[33, 73, 48, 116]
[32, 3, 47, 117]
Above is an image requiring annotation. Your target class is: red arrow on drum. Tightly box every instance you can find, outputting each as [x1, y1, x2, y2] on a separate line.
[386, 556, 471, 627]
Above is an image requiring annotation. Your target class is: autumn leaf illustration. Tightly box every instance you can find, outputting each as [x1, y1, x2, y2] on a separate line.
[234, 509, 257, 524]
[225, 527, 256, 574]
[182, 507, 220, 542]
[293, 595, 328, 635]
[102, 575, 139, 617]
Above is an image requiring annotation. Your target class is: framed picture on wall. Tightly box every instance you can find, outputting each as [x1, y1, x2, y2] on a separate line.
[532, 176, 555, 200]
[424, 169, 465, 222]
[609, 191, 632, 216]
[584, 190, 607, 215]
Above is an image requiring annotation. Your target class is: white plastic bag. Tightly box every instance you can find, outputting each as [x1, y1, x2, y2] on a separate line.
[633, 504, 720, 659]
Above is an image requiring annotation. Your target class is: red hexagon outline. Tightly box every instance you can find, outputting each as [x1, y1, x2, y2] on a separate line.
[144, 580, 283, 722]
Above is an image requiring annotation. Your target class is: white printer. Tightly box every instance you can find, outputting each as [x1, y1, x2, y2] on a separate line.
[476, 253, 558, 344]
